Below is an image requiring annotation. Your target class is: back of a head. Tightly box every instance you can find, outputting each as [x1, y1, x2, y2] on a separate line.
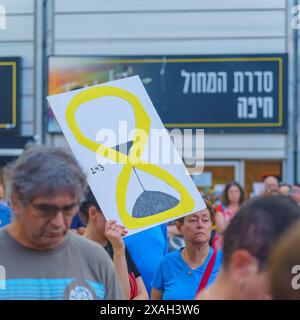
[10, 145, 87, 204]
[223, 196, 300, 270]
[270, 220, 300, 300]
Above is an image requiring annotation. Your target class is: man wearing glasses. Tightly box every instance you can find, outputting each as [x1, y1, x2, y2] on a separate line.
[0, 146, 123, 300]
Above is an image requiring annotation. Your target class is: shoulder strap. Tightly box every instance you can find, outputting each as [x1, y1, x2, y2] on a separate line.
[196, 249, 218, 295]
[129, 272, 138, 300]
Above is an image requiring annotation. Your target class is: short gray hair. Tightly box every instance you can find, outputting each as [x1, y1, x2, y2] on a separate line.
[10, 146, 87, 204]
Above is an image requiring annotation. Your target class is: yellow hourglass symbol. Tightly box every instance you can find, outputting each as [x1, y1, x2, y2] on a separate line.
[66, 85, 195, 229]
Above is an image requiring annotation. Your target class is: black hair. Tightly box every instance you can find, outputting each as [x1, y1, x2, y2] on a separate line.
[221, 181, 245, 206]
[222, 195, 300, 270]
[79, 188, 101, 224]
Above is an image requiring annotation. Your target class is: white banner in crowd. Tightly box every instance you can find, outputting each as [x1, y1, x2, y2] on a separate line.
[48, 76, 205, 235]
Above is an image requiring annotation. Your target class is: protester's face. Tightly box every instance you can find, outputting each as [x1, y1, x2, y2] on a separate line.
[12, 193, 79, 250]
[227, 185, 241, 204]
[264, 177, 279, 192]
[178, 209, 212, 245]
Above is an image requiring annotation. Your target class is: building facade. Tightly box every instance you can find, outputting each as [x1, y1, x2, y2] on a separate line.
[0, 0, 298, 195]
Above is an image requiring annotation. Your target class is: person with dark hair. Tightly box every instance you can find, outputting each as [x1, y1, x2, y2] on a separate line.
[195, 195, 300, 300]
[269, 220, 300, 300]
[0, 146, 123, 300]
[214, 181, 245, 250]
[151, 201, 222, 300]
[81, 188, 148, 300]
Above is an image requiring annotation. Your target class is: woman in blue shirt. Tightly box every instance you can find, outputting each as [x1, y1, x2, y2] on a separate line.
[151, 200, 222, 300]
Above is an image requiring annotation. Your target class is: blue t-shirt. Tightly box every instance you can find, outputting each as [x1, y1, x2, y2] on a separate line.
[0, 203, 12, 228]
[151, 247, 222, 300]
[124, 224, 168, 296]
[70, 213, 85, 229]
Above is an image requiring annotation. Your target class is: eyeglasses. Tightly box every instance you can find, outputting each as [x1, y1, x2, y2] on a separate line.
[31, 202, 79, 219]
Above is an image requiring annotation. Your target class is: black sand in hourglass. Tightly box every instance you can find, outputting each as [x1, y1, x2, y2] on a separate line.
[113, 142, 180, 218]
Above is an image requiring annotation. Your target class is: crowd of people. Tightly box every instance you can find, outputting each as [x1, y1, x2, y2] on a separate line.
[0, 146, 300, 300]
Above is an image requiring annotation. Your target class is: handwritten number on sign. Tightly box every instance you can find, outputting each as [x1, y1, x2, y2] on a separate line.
[90, 164, 105, 175]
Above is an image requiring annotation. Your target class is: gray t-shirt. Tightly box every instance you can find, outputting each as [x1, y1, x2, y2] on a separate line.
[0, 228, 124, 300]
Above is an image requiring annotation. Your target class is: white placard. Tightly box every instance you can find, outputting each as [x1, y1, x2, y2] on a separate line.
[252, 182, 265, 196]
[48, 76, 205, 235]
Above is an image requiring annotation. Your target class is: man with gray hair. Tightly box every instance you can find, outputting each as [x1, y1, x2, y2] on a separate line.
[0, 146, 124, 300]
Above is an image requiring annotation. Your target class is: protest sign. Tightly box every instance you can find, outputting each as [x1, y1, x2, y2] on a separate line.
[48, 76, 205, 234]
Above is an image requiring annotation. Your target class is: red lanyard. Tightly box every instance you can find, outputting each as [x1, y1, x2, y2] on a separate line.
[195, 249, 217, 295]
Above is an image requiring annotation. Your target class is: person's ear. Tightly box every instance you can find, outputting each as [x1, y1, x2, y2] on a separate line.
[10, 194, 23, 216]
[229, 250, 258, 289]
[88, 206, 98, 224]
[175, 221, 183, 235]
